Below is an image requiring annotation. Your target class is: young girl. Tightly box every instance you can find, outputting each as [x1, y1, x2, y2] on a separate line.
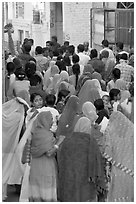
[25, 92, 44, 127]
[109, 88, 121, 112]
[102, 95, 113, 116]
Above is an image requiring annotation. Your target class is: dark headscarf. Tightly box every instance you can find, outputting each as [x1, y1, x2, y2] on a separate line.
[56, 95, 80, 138]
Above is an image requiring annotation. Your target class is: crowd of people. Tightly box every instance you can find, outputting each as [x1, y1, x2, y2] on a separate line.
[2, 24, 134, 202]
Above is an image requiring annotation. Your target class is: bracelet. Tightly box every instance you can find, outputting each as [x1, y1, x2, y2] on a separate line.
[54, 144, 59, 149]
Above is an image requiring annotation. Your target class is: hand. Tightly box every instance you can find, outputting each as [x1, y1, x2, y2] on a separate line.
[46, 147, 57, 157]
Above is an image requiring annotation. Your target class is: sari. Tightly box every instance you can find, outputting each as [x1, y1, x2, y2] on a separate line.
[104, 111, 134, 201]
[91, 79, 109, 97]
[78, 82, 101, 112]
[43, 61, 56, 90]
[29, 111, 57, 201]
[2, 97, 29, 200]
[58, 117, 106, 202]
[58, 81, 76, 96]
[56, 95, 80, 138]
[76, 72, 92, 95]
[60, 70, 69, 82]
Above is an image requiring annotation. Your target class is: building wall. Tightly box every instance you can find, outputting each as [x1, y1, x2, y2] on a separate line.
[63, 2, 93, 47]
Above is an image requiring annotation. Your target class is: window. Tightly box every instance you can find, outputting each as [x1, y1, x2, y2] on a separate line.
[16, 2, 24, 18]
[117, 2, 134, 9]
[18, 30, 24, 44]
[25, 31, 29, 38]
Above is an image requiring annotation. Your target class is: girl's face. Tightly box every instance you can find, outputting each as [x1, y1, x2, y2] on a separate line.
[102, 96, 110, 105]
[117, 92, 121, 101]
[32, 95, 43, 109]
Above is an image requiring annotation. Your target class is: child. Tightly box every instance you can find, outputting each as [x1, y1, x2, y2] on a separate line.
[102, 95, 113, 116]
[94, 98, 109, 134]
[25, 92, 44, 127]
[106, 68, 121, 92]
[40, 94, 60, 133]
[109, 88, 121, 112]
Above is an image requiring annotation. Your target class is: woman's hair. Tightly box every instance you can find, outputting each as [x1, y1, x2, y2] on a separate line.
[72, 54, 79, 64]
[63, 56, 71, 66]
[112, 68, 121, 80]
[109, 88, 120, 101]
[72, 64, 80, 89]
[30, 92, 43, 103]
[15, 69, 26, 80]
[46, 94, 56, 106]
[29, 74, 42, 86]
[55, 60, 66, 72]
[6, 62, 15, 76]
[25, 62, 36, 79]
[94, 99, 104, 111]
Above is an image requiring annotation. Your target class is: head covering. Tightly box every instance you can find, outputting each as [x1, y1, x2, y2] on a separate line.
[82, 101, 96, 115]
[74, 117, 91, 134]
[78, 82, 101, 112]
[120, 90, 131, 103]
[31, 111, 55, 158]
[16, 90, 30, 107]
[91, 72, 102, 82]
[115, 79, 127, 91]
[56, 95, 80, 137]
[60, 71, 69, 82]
[32, 111, 52, 131]
[104, 111, 134, 201]
[83, 64, 94, 74]
[50, 65, 59, 77]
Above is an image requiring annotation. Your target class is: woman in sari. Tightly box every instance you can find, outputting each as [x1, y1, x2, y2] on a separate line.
[2, 95, 30, 201]
[78, 80, 101, 112]
[115, 78, 130, 103]
[29, 111, 57, 201]
[103, 111, 134, 201]
[58, 117, 106, 202]
[56, 95, 80, 138]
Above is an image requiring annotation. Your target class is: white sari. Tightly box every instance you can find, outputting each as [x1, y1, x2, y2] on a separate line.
[2, 98, 27, 200]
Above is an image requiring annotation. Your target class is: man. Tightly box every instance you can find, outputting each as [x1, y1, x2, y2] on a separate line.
[50, 36, 61, 53]
[88, 49, 105, 79]
[83, 41, 91, 56]
[35, 46, 49, 73]
[100, 39, 115, 60]
[77, 44, 90, 67]
[115, 53, 134, 88]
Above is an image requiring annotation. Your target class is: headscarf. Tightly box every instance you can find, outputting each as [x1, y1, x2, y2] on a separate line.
[91, 79, 109, 97]
[91, 72, 102, 82]
[74, 117, 91, 134]
[104, 111, 134, 201]
[60, 71, 69, 82]
[83, 64, 94, 74]
[82, 102, 98, 123]
[78, 82, 101, 112]
[31, 111, 55, 158]
[50, 65, 59, 77]
[115, 79, 127, 91]
[82, 101, 96, 115]
[56, 95, 80, 137]
[59, 81, 75, 96]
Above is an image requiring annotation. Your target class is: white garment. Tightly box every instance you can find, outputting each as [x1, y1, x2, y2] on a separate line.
[113, 101, 120, 112]
[39, 107, 59, 133]
[120, 99, 132, 114]
[77, 52, 90, 67]
[100, 47, 115, 60]
[99, 116, 109, 134]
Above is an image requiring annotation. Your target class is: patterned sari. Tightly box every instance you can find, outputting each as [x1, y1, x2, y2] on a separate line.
[104, 111, 134, 201]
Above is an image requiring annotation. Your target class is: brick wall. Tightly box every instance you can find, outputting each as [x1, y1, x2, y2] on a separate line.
[63, 2, 93, 47]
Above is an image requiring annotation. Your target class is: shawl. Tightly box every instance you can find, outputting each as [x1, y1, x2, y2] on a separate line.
[50, 65, 59, 77]
[58, 131, 106, 202]
[91, 71, 102, 82]
[76, 72, 92, 94]
[56, 95, 80, 137]
[58, 81, 75, 95]
[31, 111, 55, 158]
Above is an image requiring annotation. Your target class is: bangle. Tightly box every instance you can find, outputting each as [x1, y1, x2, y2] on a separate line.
[54, 144, 59, 149]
